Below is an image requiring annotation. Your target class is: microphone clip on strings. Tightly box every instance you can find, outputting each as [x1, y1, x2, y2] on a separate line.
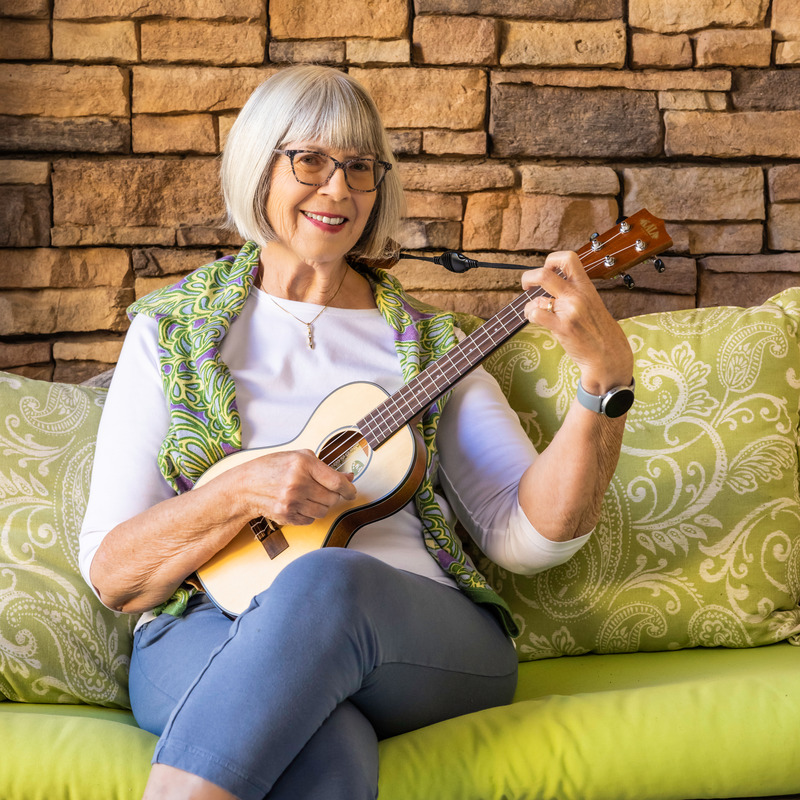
[398, 251, 525, 273]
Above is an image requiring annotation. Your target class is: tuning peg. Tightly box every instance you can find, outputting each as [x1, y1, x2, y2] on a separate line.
[590, 232, 603, 251]
[622, 274, 635, 289]
[652, 258, 665, 273]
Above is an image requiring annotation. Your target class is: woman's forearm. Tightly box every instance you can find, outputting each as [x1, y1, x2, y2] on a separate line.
[89, 474, 249, 614]
[517, 400, 627, 541]
[517, 249, 634, 541]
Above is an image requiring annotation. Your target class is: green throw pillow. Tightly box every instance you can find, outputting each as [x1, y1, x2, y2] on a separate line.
[461, 288, 800, 659]
[0, 372, 135, 707]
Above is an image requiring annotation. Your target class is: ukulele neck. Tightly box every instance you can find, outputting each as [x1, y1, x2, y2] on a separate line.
[358, 292, 533, 449]
[357, 208, 672, 451]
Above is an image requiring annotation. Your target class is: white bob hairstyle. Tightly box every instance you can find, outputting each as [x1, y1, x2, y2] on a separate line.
[221, 65, 404, 263]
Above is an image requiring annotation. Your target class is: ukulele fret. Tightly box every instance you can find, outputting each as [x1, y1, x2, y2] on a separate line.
[359, 290, 534, 449]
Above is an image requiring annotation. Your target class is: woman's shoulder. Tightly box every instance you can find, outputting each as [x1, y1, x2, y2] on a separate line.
[129, 243, 260, 322]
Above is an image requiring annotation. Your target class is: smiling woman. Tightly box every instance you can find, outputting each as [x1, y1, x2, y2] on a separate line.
[261, 138, 379, 297]
[221, 65, 404, 265]
[78, 64, 637, 800]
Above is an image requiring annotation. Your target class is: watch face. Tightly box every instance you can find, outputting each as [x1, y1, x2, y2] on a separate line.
[603, 388, 635, 418]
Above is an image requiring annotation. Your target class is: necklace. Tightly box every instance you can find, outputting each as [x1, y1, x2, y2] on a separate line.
[262, 266, 349, 350]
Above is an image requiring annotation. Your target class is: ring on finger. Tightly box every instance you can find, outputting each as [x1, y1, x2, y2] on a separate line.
[546, 297, 555, 314]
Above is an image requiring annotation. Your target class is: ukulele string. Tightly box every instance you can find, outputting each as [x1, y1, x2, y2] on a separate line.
[359, 238, 652, 447]
[314, 236, 650, 467]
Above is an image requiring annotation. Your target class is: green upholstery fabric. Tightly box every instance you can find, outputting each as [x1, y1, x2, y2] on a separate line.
[458, 289, 800, 660]
[0, 373, 135, 707]
[0, 703, 154, 799]
[378, 642, 800, 800]
[2, 644, 798, 800]
[1, 291, 800, 799]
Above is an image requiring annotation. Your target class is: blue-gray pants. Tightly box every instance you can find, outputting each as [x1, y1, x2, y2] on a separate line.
[129, 549, 518, 800]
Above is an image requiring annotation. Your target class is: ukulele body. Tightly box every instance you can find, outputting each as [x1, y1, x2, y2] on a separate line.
[194, 381, 424, 616]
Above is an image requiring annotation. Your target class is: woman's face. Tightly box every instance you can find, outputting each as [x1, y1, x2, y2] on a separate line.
[265, 140, 378, 271]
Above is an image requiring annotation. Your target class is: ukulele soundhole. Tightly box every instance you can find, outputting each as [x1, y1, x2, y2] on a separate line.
[318, 429, 372, 478]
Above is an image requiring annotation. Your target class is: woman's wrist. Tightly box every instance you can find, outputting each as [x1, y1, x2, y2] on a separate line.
[578, 367, 634, 396]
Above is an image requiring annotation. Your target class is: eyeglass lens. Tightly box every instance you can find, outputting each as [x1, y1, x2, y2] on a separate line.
[291, 152, 386, 191]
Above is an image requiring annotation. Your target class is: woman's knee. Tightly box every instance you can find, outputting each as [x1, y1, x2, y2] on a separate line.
[258, 549, 389, 616]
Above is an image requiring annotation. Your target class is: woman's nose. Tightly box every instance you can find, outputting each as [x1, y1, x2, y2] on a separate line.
[319, 164, 351, 199]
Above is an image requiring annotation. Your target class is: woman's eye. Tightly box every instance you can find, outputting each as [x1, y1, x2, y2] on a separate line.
[298, 153, 326, 168]
[348, 159, 372, 172]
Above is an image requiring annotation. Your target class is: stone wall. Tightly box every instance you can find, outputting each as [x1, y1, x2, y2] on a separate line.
[1, 0, 798, 382]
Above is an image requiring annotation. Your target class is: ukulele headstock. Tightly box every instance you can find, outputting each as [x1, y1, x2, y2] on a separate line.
[577, 209, 672, 284]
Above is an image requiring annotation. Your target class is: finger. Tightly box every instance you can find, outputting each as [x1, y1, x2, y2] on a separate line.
[269, 483, 346, 526]
[521, 254, 584, 296]
[303, 451, 358, 500]
[520, 266, 567, 296]
[247, 451, 354, 521]
[543, 250, 588, 282]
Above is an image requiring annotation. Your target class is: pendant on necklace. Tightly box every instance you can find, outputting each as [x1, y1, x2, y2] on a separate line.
[306, 323, 314, 349]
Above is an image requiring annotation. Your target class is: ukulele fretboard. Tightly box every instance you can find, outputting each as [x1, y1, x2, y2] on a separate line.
[357, 288, 536, 448]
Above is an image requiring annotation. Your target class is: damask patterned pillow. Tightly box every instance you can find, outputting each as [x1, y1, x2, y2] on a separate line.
[0, 372, 136, 707]
[463, 288, 800, 660]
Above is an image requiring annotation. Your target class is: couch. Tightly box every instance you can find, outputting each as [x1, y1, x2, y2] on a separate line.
[1, 289, 799, 800]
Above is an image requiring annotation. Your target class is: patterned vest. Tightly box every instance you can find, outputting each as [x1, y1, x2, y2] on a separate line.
[128, 241, 518, 637]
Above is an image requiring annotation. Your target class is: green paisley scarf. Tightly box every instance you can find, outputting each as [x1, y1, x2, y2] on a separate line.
[128, 241, 518, 637]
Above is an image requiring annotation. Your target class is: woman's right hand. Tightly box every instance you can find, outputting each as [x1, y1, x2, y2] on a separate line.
[227, 449, 357, 527]
[91, 450, 356, 613]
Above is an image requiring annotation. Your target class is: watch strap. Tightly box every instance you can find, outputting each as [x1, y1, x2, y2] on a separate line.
[576, 377, 635, 417]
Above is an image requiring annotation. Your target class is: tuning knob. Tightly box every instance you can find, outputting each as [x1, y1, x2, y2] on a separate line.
[622, 274, 635, 289]
[652, 258, 665, 273]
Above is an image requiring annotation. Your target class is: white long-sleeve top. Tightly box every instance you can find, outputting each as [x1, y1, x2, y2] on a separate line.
[79, 287, 590, 616]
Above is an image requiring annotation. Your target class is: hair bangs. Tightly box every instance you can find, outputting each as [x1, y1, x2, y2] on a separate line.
[280, 78, 384, 157]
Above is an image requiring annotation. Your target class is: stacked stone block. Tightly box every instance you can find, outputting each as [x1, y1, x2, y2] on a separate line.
[0, 0, 798, 381]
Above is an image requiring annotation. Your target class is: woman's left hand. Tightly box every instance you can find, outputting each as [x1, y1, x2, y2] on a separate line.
[521, 250, 633, 395]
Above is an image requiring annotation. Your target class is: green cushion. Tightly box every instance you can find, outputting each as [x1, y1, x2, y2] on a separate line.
[0, 373, 136, 707]
[3, 644, 798, 800]
[378, 642, 800, 800]
[459, 288, 800, 659]
[0, 702, 154, 799]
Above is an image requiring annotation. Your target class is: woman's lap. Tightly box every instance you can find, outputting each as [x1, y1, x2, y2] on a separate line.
[130, 549, 517, 799]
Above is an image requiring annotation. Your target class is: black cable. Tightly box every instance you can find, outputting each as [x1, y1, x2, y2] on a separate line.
[398, 252, 527, 273]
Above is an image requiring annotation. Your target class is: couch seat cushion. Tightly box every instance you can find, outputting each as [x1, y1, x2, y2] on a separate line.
[378, 642, 800, 800]
[0, 702, 154, 799]
[3, 645, 797, 800]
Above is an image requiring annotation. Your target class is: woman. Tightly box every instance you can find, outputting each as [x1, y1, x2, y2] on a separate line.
[79, 65, 634, 800]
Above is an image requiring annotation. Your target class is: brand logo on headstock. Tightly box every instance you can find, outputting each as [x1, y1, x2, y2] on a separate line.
[640, 219, 659, 239]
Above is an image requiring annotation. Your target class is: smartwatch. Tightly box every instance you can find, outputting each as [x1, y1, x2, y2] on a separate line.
[576, 378, 635, 418]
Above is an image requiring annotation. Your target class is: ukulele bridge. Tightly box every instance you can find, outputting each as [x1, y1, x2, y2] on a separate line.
[250, 516, 289, 559]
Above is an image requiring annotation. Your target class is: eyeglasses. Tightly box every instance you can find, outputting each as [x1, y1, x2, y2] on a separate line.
[274, 149, 392, 193]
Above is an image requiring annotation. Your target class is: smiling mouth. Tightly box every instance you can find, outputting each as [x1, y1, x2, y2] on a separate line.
[302, 211, 347, 225]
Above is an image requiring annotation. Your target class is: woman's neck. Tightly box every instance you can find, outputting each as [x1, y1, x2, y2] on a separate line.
[257, 243, 376, 309]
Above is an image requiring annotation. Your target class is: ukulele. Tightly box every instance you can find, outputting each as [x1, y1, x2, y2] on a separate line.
[194, 209, 672, 616]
